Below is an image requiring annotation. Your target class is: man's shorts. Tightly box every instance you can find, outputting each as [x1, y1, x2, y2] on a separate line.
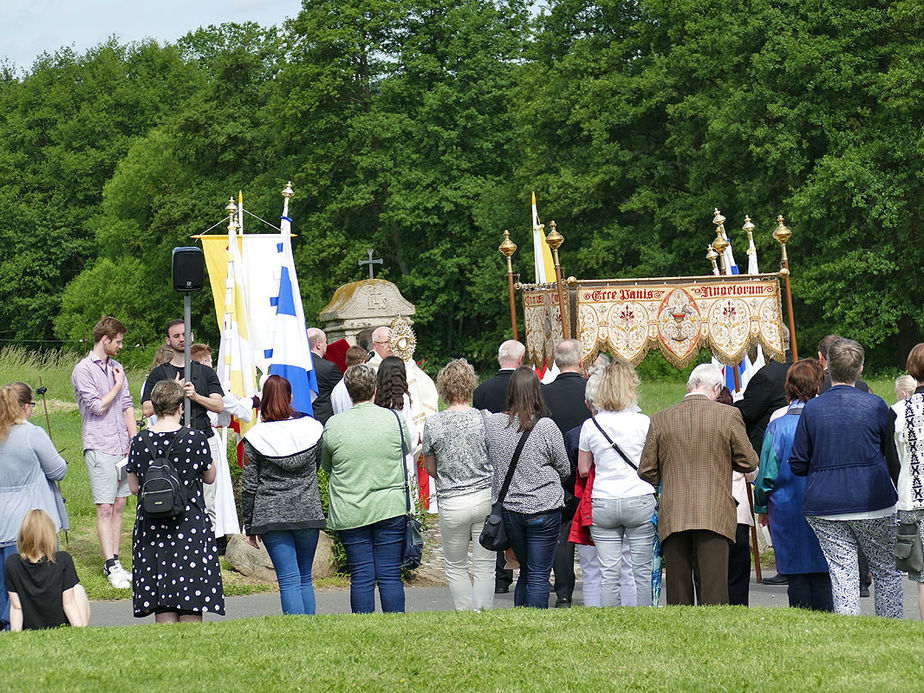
[84, 450, 131, 504]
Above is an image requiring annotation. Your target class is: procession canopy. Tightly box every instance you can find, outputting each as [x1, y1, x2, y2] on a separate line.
[520, 274, 786, 369]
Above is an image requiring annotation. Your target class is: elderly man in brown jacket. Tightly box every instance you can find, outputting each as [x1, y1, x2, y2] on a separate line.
[638, 364, 758, 605]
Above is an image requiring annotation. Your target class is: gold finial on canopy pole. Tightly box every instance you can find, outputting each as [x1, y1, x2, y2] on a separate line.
[281, 180, 294, 218]
[706, 244, 719, 275]
[545, 221, 569, 339]
[742, 215, 756, 258]
[712, 209, 728, 274]
[773, 215, 798, 362]
[499, 229, 519, 341]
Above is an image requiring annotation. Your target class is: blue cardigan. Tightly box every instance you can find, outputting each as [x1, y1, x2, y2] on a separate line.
[790, 385, 897, 516]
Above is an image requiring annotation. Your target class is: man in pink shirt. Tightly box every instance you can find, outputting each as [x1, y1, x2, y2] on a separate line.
[71, 316, 136, 589]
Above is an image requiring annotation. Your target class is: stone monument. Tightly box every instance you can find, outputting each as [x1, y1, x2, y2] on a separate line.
[319, 249, 416, 344]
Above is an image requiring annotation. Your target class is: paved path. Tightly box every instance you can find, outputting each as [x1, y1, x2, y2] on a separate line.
[89, 576, 922, 627]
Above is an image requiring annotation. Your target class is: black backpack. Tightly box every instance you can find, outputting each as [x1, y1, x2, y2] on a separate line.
[140, 427, 189, 519]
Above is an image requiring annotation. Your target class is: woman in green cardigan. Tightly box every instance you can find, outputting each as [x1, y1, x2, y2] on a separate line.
[321, 364, 410, 613]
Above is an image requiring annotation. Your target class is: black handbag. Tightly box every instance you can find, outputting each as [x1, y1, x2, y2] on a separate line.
[895, 522, 924, 574]
[479, 426, 533, 552]
[391, 409, 423, 570]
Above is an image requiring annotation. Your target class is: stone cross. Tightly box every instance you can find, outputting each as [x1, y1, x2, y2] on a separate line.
[358, 248, 384, 280]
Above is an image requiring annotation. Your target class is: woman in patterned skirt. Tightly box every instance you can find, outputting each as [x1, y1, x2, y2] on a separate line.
[127, 379, 224, 623]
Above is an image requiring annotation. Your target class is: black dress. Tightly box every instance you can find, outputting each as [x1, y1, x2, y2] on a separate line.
[127, 428, 225, 617]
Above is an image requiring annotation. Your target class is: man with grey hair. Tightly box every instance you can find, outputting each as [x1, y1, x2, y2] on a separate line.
[790, 338, 903, 617]
[638, 363, 757, 605]
[473, 338, 526, 593]
[307, 327, 342, 425]
[472, 339, 525, 414]
[366, 326, 394, 370]
[542, 339, 593, 607]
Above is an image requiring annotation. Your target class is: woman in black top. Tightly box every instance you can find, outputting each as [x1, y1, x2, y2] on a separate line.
[5, 509, 89, 630]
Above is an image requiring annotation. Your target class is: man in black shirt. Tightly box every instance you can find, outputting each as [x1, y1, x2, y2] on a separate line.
[142, 320, 224, 527]
[542, 339, 592, 607]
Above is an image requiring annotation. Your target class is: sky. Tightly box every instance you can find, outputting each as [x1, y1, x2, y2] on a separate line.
[1, 0, 303, 71]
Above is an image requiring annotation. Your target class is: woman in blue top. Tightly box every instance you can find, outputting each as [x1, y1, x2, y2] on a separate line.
[753, 359, 832, 611]
[0, 383, 67, 630]
[789, 339, 903, 618]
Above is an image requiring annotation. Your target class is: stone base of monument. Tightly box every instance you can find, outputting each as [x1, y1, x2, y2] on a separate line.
[224, 532, 336, 582]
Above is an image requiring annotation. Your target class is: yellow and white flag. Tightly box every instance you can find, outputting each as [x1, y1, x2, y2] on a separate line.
[531, 191, 556, 283]
[216, 193, 258, 425]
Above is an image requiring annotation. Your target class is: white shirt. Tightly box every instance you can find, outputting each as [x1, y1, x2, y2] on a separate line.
[331, 378, 352, 416]
[579, 409, 655, 500]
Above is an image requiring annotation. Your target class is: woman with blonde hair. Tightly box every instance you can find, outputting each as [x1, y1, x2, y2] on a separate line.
[5, 509, 89, 630]
[0, 383, 67, 630]
[423, 358, 494, 611]
[577, 360, 656, 607]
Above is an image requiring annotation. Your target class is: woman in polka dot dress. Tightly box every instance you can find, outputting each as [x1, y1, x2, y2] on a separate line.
[127, 379, 225, 623]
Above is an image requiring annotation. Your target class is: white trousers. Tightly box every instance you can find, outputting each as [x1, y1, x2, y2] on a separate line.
[438, 488, 495, 611]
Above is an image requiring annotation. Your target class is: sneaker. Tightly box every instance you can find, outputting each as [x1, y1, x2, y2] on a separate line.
[113, 560, 132, 582]
[105, 563, 131, 589]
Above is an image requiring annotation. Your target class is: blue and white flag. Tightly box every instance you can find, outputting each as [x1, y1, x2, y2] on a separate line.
[265, 214, 318, 416]
[722, 230, 739, 276]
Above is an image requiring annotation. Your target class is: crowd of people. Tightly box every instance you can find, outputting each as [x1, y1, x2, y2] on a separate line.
[1, 312, 922, 630]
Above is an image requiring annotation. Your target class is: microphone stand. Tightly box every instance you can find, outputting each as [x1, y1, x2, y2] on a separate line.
[36, 377, 69, 546]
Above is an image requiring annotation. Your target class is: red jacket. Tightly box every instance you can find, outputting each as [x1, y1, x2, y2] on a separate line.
[568, 465, 595, 545]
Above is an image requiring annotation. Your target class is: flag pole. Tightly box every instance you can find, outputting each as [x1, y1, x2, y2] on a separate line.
[774, 215, 798, 362]
[499, 230, 518, 341]
[545, 221, 569, 339]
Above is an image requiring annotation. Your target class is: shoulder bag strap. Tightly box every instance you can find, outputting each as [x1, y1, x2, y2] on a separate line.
[497, 424, 534, 505]
[390, 409, 412, 514]
[590, 416, 638, 471]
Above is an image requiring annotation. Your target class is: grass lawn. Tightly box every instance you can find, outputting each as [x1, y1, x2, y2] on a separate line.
[0, 607, 921, 691]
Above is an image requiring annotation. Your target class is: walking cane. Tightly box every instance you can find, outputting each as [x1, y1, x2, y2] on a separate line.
[36, 377, 69, 547]
[746, 480, 761, 583]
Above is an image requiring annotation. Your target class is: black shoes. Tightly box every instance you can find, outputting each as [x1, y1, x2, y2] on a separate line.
[860, 585, 870, 598]
[495, 584, 510, 594]
[762, 573, 788, 585]
[554, 597, 572, 608]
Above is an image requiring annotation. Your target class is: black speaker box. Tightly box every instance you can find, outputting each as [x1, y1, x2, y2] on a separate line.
[172, 247, 205, 292]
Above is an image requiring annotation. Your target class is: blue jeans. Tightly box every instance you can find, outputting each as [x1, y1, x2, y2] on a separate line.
[0, 544, 17, 629]
[503, 509, 561, 608]
[262, 529, 320, 615]
[339, 515, 406, 614]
